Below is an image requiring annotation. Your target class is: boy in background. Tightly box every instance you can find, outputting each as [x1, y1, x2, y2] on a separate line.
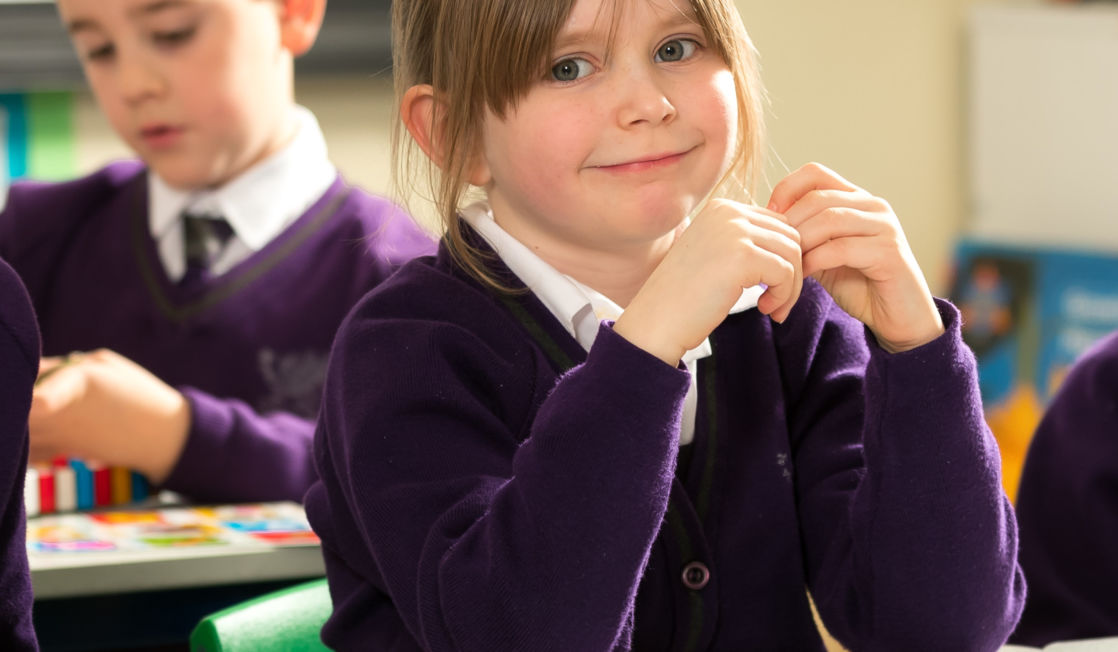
[0, 0, 433, 503]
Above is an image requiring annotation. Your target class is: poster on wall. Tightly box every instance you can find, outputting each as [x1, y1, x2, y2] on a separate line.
[0, 93, 25, 212]
[1, 105, 8, 211]
[0, 92, 74, 212]
[951, 238, 1118, 501]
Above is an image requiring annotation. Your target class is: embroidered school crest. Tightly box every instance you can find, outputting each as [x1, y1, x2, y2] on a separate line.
[256, 348, 330, 417]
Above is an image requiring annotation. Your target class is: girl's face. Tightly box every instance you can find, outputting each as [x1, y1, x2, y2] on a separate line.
[56, 0, 295, 190]
[473, 0, 738, 268]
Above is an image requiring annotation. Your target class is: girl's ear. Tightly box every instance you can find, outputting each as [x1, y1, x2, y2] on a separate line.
[279, 0, 327, 56]
[401, 85, 442, 164]
[401, 84, 493, 187]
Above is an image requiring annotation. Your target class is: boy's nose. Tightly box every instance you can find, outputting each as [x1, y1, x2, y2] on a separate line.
[118, 58, 166, 104]
[614, 63, 677, 128]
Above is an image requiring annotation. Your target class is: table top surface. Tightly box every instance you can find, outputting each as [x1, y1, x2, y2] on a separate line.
[28, 499, 324, 599]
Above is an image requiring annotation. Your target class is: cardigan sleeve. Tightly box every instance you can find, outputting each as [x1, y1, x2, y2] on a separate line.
[160, 389, 317, 503]
[787, 294, 1026, 651]
[314, 315, 689, 652]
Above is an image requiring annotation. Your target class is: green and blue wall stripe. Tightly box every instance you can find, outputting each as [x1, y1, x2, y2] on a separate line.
[1, 91, 75, 183]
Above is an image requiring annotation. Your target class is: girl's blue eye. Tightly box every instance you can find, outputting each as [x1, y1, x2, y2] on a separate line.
[551, 57, 593, 82]
[655, 39, 698, 63]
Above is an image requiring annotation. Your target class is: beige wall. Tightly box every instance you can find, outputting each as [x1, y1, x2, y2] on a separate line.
[73, 0, 1038, 293]
[735, 0, 1036, 293]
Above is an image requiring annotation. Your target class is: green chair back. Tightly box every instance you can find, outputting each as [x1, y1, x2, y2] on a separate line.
[189, 578, 332, 652]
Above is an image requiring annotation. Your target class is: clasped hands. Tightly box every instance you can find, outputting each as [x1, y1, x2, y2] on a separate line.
[615, 163, 946, 366]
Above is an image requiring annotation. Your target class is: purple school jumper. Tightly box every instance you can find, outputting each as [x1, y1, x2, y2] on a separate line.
[1011, 330, 1118, 646]
[0, 160, 434, 502]
[0, 257, 39, 651]
[306, 232, 1026, 651]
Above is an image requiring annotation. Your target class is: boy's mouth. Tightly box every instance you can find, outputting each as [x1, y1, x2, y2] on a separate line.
[139, 124, 185, 147]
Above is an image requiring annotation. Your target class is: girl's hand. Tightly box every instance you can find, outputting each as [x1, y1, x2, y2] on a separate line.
[768, 162, 944, 353]
[29, 349, 191, 484]
[615, 199, 803, 365]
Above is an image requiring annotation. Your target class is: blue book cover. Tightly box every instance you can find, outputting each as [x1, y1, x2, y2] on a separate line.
[951, 239, 1118, 499]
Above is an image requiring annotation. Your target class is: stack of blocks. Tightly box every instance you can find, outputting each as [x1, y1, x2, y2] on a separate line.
[25, 460, 149, 517]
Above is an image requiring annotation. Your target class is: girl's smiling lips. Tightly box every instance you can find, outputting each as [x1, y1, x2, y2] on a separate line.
[589, 146, 697, 173]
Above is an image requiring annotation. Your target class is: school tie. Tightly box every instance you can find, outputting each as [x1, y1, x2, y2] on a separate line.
[180, 213, 235, 284]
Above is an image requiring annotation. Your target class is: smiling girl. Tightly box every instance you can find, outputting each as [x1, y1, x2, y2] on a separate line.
[305, 0, 1026, 649]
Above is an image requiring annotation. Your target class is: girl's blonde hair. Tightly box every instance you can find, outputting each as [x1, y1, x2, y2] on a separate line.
[392, 0, 766, 290]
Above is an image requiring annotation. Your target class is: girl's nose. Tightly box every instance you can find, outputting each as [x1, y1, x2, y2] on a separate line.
[614, 63, 677, 128]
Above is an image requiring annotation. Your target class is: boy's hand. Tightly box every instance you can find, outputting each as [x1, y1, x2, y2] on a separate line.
[29, 349, 191, 484]
[615, 198, 803, 366]
[768, 162, 944, 353]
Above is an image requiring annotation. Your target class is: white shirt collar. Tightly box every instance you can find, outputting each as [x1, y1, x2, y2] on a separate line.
[460, 201, 762, 361]
[460, 203, 591, 341]
[462, 202, 763, 446]
[458, 201, 764, 447]
[148, 106, 337, 279]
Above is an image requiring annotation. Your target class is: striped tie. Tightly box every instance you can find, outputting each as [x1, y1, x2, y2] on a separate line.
[180, 213, 234, 284]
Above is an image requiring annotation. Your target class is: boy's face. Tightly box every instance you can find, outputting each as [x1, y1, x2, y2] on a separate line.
[474, 0, 738, 264]
[57, 0, 297, 190]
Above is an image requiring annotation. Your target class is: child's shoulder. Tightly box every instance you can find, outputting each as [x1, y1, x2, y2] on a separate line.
[337, 244, 530, 357]
[0, 257, 39, 366]
[1066, 329, 1118, 387]
[0, 257, 31, 310]
[4, 160, 145, 218]
[1084, 329, 1118, 363]
[324, 183, 436, 257]
[345, 247, 488, 323]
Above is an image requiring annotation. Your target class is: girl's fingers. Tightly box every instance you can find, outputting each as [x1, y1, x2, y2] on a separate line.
[795, 207, 898, 255]
[767, 162, 860, 214]
[739, 215, 801, 260]
[36, 356, 70, 382]
[721, 207, 802, 322]
[779, 188, 888, 229]
[750, 247, 798, 317]
[735, 227, 802, 322]
[801, 236, 893, 280]
[742, 209, 800, 243]
[669, 200, 804, 333]
[781, 243, 805, 323]
[757, 208, 806, 320]
[773, 187, 901, 281]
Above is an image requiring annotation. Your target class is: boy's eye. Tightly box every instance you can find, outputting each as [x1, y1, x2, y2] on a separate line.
[85, 43, 116, 62]
[655, 39, 698, 63]
[550, 57, 593, 83]
[152, 26, 197, 47]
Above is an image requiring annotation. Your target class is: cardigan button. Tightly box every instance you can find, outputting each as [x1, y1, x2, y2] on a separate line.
[681, 561, 710, 590]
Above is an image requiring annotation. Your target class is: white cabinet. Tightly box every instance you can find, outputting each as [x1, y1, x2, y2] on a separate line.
[0, 0, 394, 90]
[969, 4, 1118, 251]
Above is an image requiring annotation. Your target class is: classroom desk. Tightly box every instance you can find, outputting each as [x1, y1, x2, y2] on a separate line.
[30, 532, 324, 599]
[28, 500, 325, 652]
